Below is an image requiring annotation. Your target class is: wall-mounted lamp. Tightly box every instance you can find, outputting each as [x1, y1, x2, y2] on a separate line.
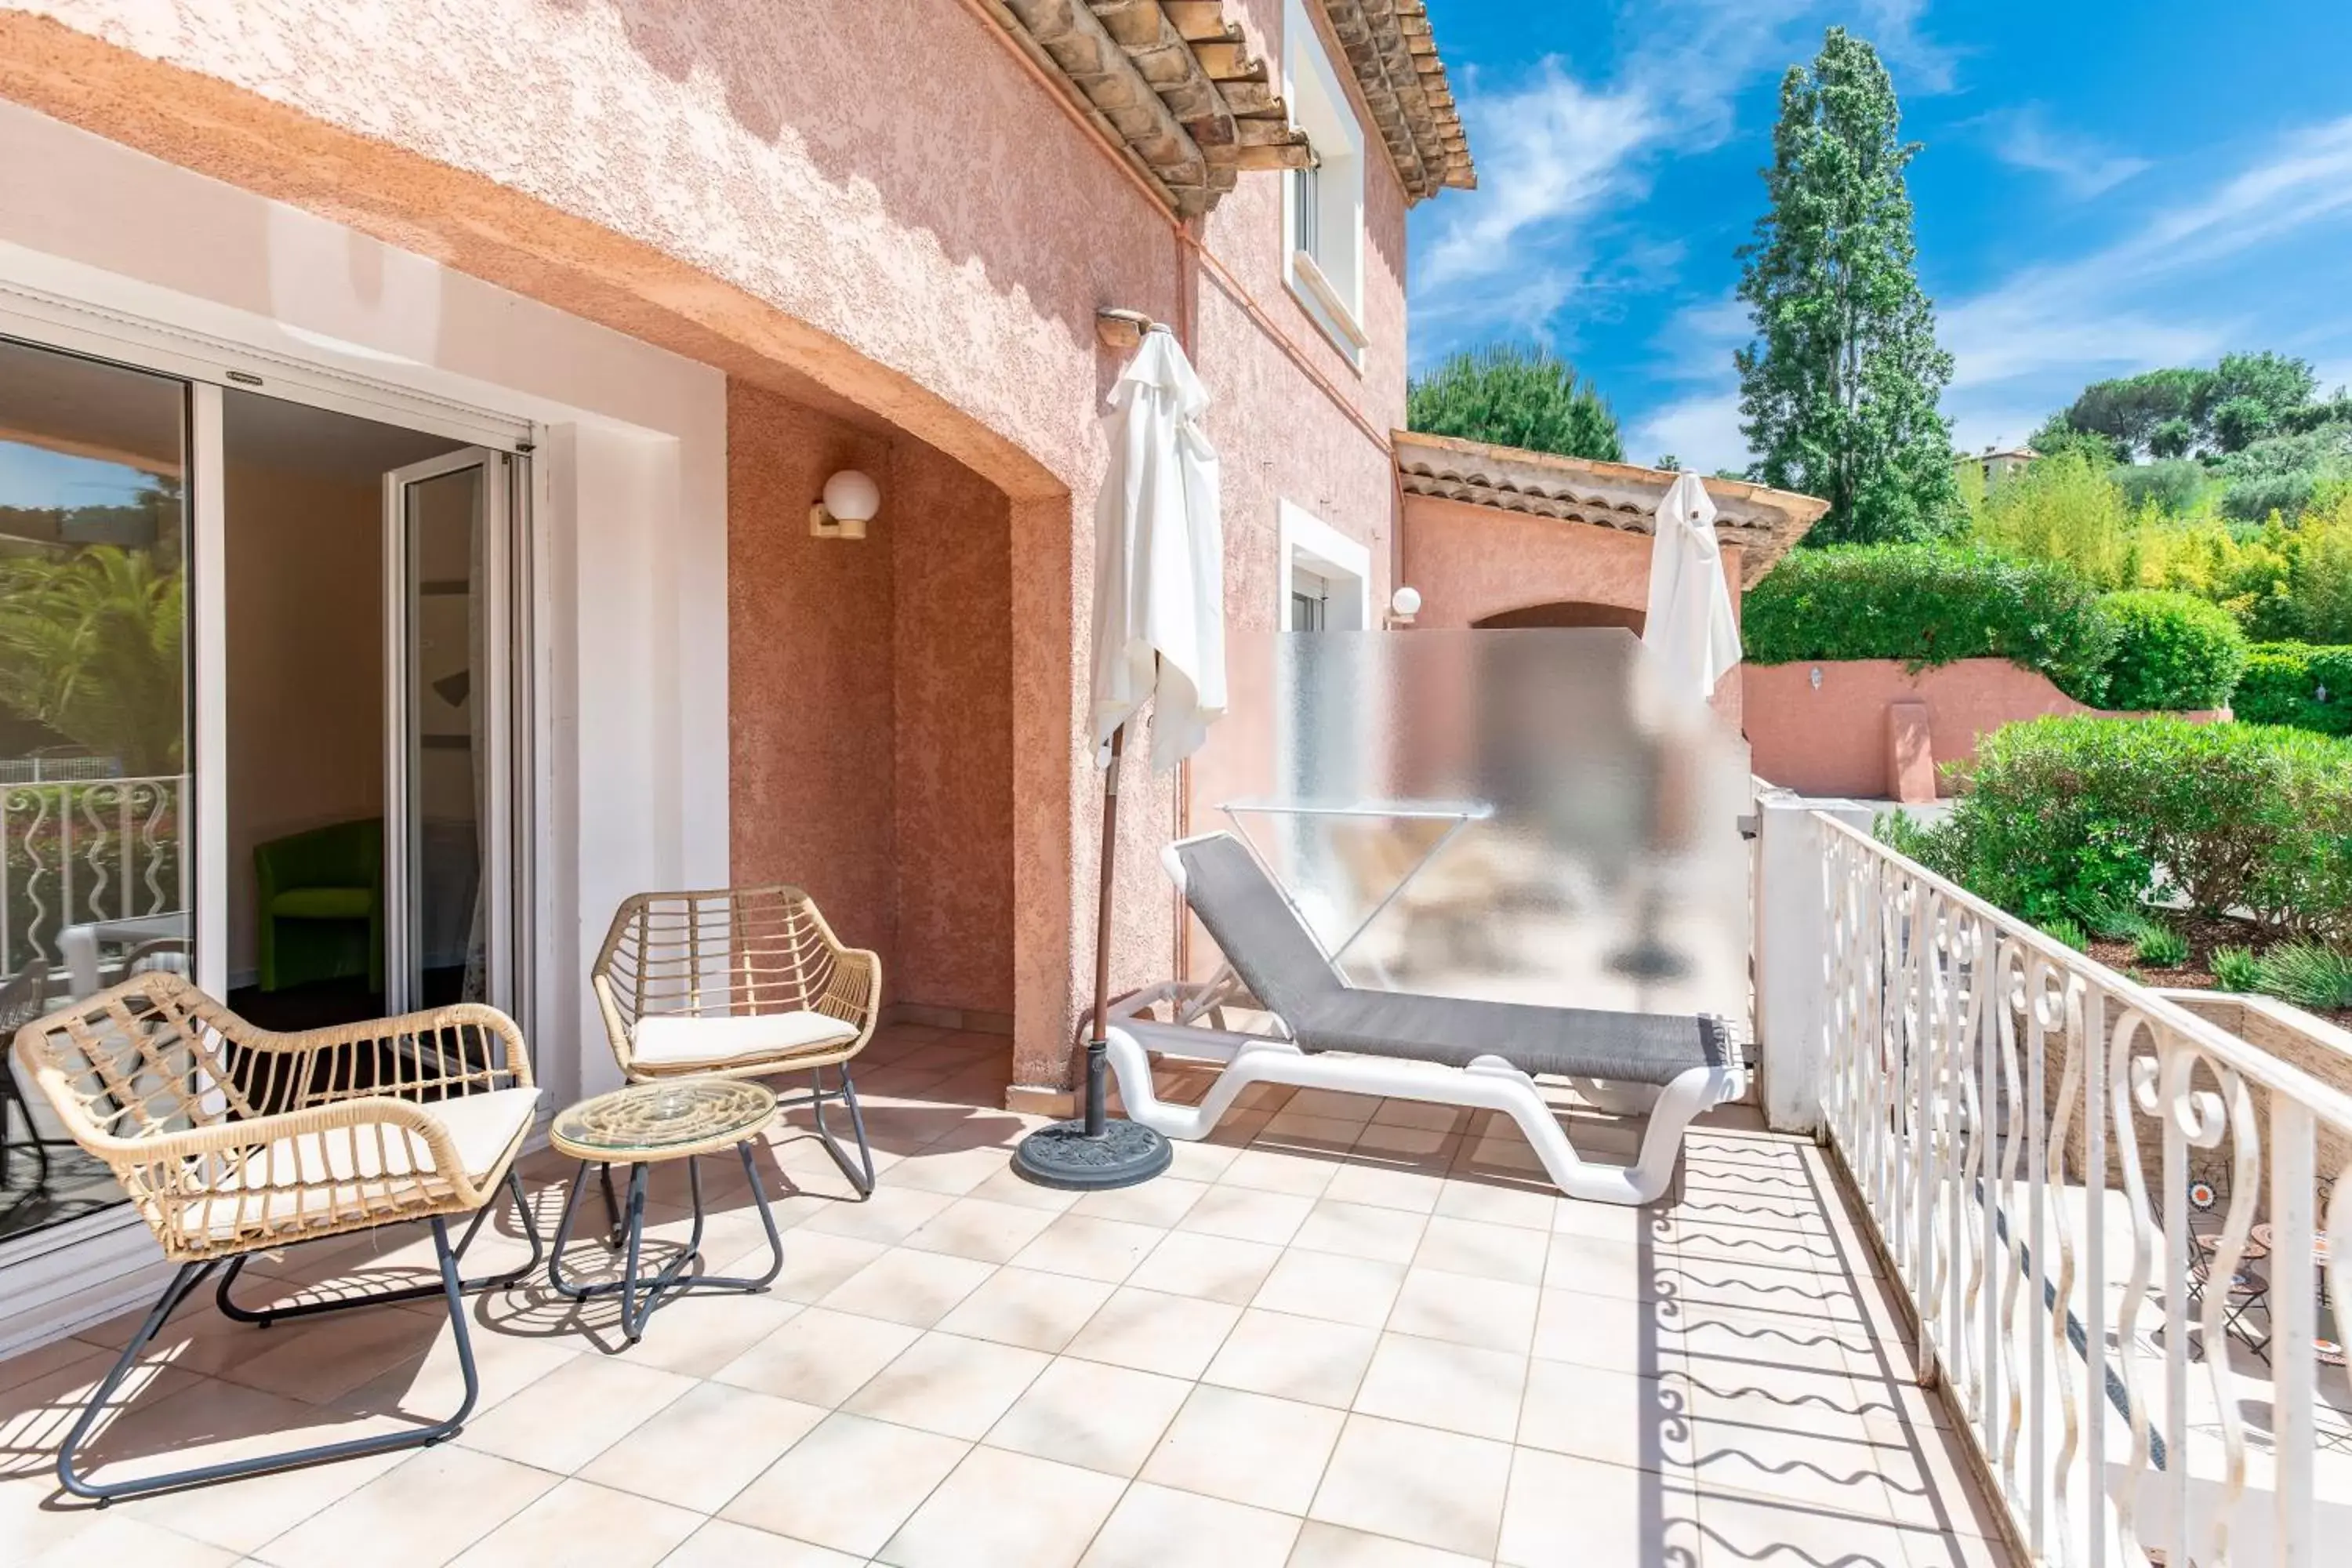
[810, 469, 880, 539]
[1385, 585, 1422, 630]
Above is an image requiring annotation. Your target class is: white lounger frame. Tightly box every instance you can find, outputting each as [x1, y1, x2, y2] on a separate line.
[1102, 836, 1748, 1207]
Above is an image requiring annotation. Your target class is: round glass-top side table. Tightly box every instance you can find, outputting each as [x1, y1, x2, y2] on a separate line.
[547, 1078, 785, 1342]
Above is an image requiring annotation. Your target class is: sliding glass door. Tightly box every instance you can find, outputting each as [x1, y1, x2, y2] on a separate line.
[383, 449, 516, 1014]
[0, 337, 193, 1242]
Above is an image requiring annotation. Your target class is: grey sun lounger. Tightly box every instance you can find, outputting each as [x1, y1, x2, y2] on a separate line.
[1101, 831, 1748, 1205]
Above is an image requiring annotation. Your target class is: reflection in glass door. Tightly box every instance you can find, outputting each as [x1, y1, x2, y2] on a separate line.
[383, 451, 513, 1014]
[0, 337, 193, 1242]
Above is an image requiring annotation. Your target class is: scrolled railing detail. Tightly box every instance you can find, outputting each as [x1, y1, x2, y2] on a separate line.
[1816, 811, 2352, 1568]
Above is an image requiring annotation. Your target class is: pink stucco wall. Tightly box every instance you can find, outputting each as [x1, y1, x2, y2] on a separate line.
[1744, 658, 2227, 798]
[3, 0, 1410, 1087]
[1403, 493, 1748, 724]
[727, 383, 1017, 1021]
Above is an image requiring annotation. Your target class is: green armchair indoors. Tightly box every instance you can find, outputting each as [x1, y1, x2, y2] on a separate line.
[254, 818, 383, 993]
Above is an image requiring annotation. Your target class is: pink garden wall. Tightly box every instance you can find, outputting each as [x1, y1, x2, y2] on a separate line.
[1744, 658, 2228, 800]
[0, 0, 1412, 1092]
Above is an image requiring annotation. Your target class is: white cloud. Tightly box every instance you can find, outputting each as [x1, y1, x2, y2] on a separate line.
[1627, 390, 1748, 472]
[1857, 0, 1962, 95]
[1935, 113, 2352, 428]
[1416, 63, 1659, 296]
[1982, 106, 2150, 198]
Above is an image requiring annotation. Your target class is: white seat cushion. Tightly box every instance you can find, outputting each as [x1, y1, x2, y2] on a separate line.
[630, 1011, 858, 1069]
[170, 1086, 542, 1243]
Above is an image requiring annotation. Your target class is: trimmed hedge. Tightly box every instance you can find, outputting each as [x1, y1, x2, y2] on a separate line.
[1884, 716, 2352, 943]
[2233, 642, 2352, 735]
[2099, 591, 2249, 710]
[1743, 546, 2120, 703]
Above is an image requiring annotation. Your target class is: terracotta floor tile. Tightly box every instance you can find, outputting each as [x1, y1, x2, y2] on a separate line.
[875, 1443, 1124, 1568]
[1141, 1384, 1346, 1514]
[720, 1411, 967, 1558]
[1203, 1307, 1380, 1408]
[576, 1379, 826, 1515]
[256, 1444, 558, 1568]
[1080, 1479, 1301, 1568]
[982, 1356, 1191, 1476]
[444, 1477, 702, 1568]
[1307, 1414, 1513, 1559]
[842, 1330, 1050, 1439]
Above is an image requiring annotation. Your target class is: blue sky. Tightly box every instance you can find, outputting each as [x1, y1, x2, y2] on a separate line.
[1406, 0, 2352, 473]
[0, 442, 159, 510]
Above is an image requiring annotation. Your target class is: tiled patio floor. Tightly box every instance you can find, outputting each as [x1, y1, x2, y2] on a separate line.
[0, 1023, 2013, 1566]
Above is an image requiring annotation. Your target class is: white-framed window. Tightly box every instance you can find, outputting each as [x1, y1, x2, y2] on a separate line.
[1283, 0, 1367, 366]
[1277, 499, 1370, 630]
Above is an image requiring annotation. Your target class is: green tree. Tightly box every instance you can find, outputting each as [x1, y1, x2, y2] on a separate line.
[2200, 350, 2318, 426]
[1406, 343, 1623, 462]
[2027, 412, 2118, 468]
[2059, 368, 2211, 459]
[0, 546, 186, 775]
[2147, 416, 2196, 459]
[1734, 28, 1958, 545]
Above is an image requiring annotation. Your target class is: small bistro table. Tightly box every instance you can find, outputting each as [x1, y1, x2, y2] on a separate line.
[2249, 1222, 2344, 1368]
[547, 1077, 786, 1342]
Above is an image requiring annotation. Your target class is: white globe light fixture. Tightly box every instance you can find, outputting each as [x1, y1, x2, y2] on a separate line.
[1387, 584, 1421, 627]
[811, 469, 880, 539]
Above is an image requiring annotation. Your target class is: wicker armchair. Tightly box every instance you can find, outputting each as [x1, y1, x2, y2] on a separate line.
[11, 972, 543, 1501]
[2, 960, 55, 1187]
[593, 886, 881, 1197]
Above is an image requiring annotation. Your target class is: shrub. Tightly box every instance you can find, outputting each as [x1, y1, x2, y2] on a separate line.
[2112, 459, 2211, 517]
[2097, 591, 2249, 710]
[2132, 923, 2190, 967]
[2253, 942, 2352, 1010]
[1744, 545, 2119, 703]
[1894, 715, 2352, 941]
[2211, 946, 2263, 992]
[2217, 421, 2352, 522]
[2232, 642, 2352, 735]
[2042, 917, 2091, 953]
[1970, 450, 2141, 586]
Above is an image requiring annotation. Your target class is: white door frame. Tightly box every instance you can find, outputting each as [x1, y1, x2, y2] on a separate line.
[0, 305, 541, 1349]
[382, 448, 517, 1016]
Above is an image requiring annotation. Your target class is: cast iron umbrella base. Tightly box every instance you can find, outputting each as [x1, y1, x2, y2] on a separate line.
[1012, 1113, 1171, 1191]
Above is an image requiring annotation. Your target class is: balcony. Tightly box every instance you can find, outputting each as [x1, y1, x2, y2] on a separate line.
[1, 1018, 2012, 1566]
[5, 794, 2347, 1566]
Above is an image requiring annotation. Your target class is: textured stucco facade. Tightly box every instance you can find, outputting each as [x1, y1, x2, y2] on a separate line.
[0, 0, 1411, 1095]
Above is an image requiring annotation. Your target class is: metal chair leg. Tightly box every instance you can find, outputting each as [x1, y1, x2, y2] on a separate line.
[60, 1218, 479, 1504]
[547, 1150, 786, 1344]
[804, 1065, 877, 1200]
[215, 1171, 546, 1327]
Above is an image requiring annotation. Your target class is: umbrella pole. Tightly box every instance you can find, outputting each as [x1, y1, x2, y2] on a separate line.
[1012, 721, 1173, 1189]
[1083, 726, 1123, 1137]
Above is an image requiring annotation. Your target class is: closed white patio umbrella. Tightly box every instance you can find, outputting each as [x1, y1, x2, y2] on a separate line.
[1642, 470, 1742, 714]
[1015, 325, 1225, 1190]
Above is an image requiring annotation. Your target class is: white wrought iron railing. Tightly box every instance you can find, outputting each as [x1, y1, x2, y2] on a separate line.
[1, 774, 183, 976]
[1818, 811, 2352, 1568]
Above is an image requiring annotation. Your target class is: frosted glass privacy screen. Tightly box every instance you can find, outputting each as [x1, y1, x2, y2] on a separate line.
[1185, 628, 1752, 1030]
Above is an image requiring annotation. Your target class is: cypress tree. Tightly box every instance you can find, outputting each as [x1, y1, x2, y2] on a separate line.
[1736, 28, 1958, 544]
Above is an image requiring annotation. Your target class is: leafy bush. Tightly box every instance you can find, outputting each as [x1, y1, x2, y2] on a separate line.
[2232, 643, 2352, 735]
[1744, 545, 2119, 702]
[2112, 459, 2211, 517]
[2132, 922, 2190, 967]
[1406, 343, 1623, 463]
[2042, 916, 2091, 953]
[1890, 716, 2352, 942]
[2253, 942, 2352, 1010]
[2211, 946, 2263, 992]
[2216, 421, 2352, 522]
[1970, 450, 2143, 586]
[2097, 591, 2249, 710]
